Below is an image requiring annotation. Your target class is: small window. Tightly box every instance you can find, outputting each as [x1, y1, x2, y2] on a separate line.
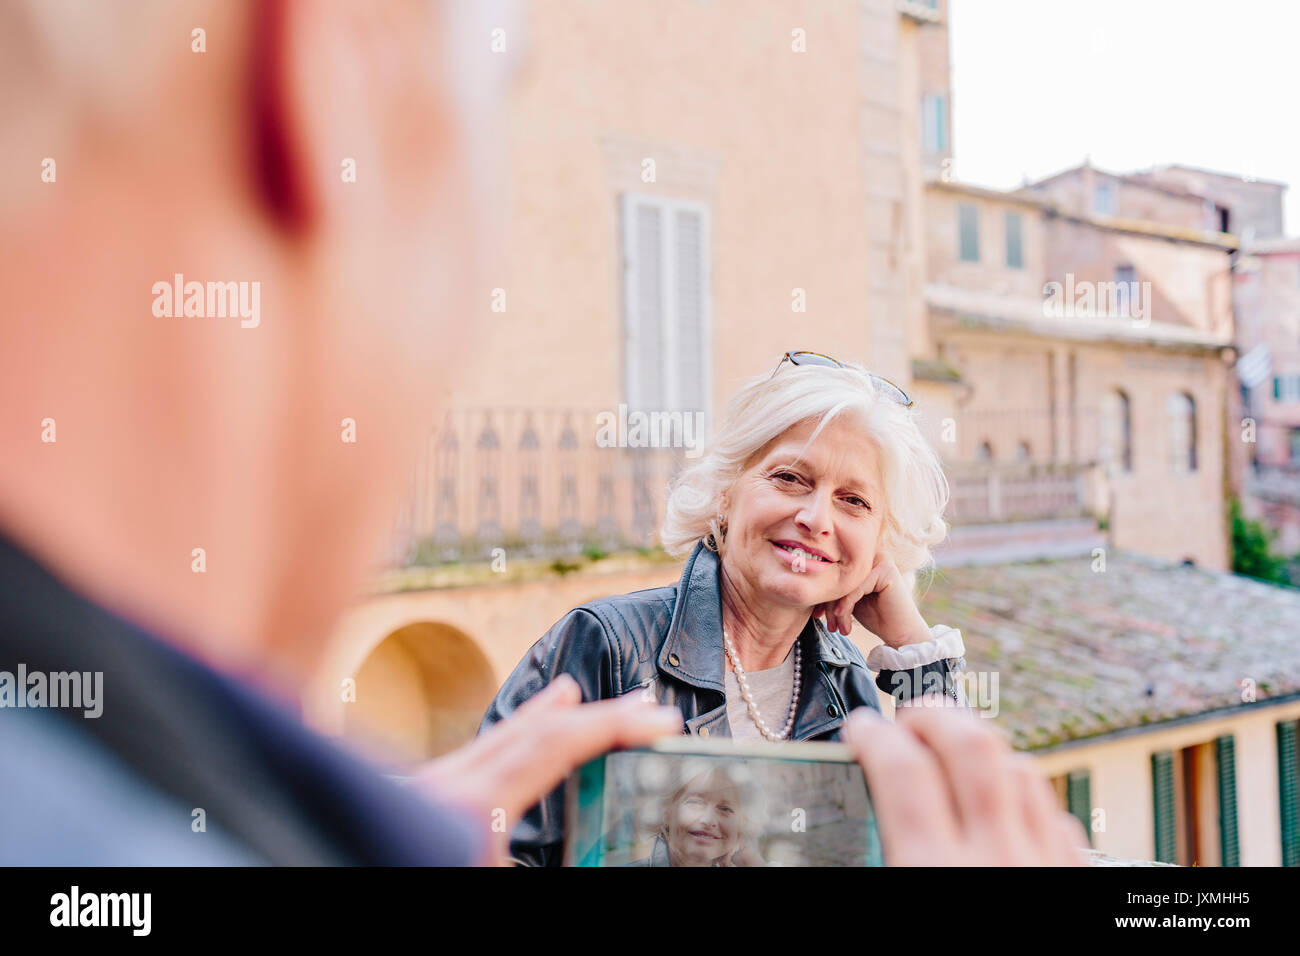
[1168, 392, 1197, 474]
[1102, 390, 1133, 472]
[1016, 441, 1031, 462]
[958, 203, 980, 262]
[922, 94, 948, 154]
[1005, 212, 1023, 269]
[1115, 265, 1138, 319]
[1094, 180, 1117, 216]
[621, 193, 712, 427]
[1290, 429, 1300, 464]
[977, 440, 994, 462]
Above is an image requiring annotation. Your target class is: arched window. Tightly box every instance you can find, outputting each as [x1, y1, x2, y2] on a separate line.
[1101, 390, 1133, 472]
[977, 441, 994, 462]
[1167, 392, 1197, 474]
[1016, 441, 1032, 462]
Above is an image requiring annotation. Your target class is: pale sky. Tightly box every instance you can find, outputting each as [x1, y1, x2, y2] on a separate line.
[948, 0, 1299, 235]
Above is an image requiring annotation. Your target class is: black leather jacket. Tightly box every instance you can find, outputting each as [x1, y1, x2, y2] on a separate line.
[478, 539, 964, 866]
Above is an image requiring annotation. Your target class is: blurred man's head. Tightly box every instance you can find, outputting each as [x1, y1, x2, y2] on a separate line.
[0, 0, 521, 691]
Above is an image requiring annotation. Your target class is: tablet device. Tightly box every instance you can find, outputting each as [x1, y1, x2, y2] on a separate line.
[563, 736, 884, 866]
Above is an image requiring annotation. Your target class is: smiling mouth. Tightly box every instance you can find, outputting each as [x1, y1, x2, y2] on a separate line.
[772, 541, 834, 563]
[689, 830, 719, 841]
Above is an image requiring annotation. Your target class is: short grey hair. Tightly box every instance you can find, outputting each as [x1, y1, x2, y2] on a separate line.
[660, 360, 949, 582]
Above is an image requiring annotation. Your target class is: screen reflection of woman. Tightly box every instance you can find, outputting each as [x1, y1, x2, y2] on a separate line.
[628, 767, 764, 866]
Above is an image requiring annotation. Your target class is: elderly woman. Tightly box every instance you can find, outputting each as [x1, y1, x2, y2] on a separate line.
[479, 351, 969, 867]
[627, 764, 764, 867]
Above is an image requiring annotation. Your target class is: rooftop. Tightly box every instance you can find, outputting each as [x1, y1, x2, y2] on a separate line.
[925, 283, 1233, 351]
[926, 177, 1239, 249]
[916, 552, 1300, 751]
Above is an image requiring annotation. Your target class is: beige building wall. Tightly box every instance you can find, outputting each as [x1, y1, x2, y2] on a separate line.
[931, 328, 1230, 568]
[436, 0, 915, 425]
[1041, 219, 1234, 337]
[924, 186, 1046, 299]
[1142, 165, 1287, 239]
[1034, 699, 1300, 865]
[1237, 248, 1300, 464]
[1078, 344, 1230, 569]
[919, 183, 1233, 568]
[1028, 166, 1214, 230]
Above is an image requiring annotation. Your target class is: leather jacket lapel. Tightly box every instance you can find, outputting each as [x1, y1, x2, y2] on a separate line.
[657, 541, 854, 740]
[657, 541, 726, 692]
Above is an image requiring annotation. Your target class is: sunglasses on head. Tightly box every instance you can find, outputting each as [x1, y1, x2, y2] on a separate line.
[768, 351, 914, 408]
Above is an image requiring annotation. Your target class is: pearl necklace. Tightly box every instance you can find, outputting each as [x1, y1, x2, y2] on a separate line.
[723, 628, 801, 741]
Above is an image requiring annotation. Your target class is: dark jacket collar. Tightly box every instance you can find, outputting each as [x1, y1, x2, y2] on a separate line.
[656, 540, 851, 693]
[0, 529, 484, 865]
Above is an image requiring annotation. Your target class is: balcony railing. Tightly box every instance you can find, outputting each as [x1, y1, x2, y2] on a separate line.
[923, 406, 1103, 524]
[946, 462, 1097, 524]
[387, 406, 1107, 567]
[387, 408, 688, 567]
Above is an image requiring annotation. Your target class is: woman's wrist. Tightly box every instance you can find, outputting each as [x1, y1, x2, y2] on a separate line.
[865, 624, 966, 673]
[878, 614, 935, 648]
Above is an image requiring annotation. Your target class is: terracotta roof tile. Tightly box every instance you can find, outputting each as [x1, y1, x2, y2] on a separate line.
[916, 553, 1300, 750]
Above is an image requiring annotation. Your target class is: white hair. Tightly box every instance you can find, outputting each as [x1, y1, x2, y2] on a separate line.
[661, 360, 949, 584]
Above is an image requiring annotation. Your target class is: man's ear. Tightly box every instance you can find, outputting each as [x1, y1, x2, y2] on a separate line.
[250, 0, 315, 231]
[249, 0, 449, 235]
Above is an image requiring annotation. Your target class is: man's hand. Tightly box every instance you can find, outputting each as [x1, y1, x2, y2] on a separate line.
[408, 675, 682, 865]
[843, 706, 1091, 866]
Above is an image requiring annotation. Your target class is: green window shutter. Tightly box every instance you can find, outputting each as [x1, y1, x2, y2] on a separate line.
[1066, 770, 1092, 847]
[1152, 751, 1176, 863]
[1216, 735, 1240, 867]
[1280, 720, 1299, 867]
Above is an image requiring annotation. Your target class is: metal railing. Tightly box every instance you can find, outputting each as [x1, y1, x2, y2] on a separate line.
[387, 406, 1107, 566]
[923, 406, 1102, 524]
[387, 408, 689, 567]
[945, 462, 1096, 524]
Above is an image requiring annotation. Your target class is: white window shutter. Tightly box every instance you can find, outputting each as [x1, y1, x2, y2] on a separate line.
[673, 207, 707, 415]
[622, 193, 711, 431]
[623, 196, 664, 412]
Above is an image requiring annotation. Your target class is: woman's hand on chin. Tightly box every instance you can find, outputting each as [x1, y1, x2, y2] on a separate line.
[813, 552, 932, 648]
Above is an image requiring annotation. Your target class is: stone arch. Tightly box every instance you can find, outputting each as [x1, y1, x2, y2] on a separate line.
[343, 621, 497, 766]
